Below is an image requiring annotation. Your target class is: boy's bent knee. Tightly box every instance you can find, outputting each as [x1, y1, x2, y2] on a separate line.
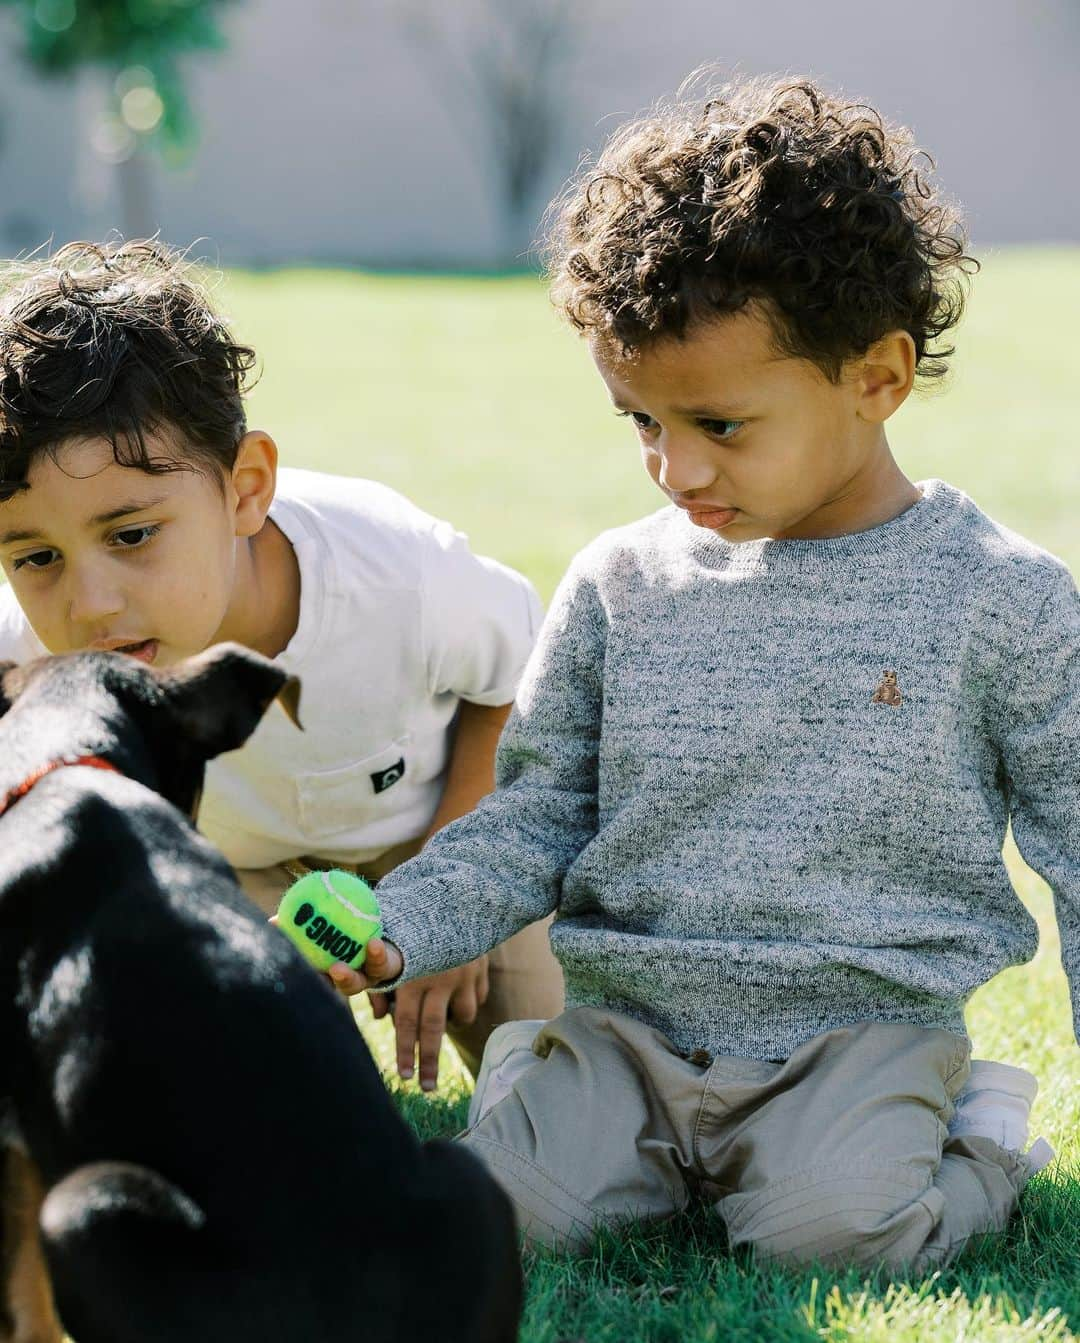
[719, 1162, 947, 1271]
[460, 1132, 601, 1253]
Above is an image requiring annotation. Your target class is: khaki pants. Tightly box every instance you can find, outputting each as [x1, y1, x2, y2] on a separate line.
[235, 858, 564, 1079]
[460, 1008, 1031, 1271]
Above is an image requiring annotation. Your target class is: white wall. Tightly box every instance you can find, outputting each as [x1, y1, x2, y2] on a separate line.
[0, 0, 1076, 265]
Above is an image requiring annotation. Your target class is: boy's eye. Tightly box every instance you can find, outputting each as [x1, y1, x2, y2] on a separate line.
[700, 418, 744, 440]
[617, 410, 658, 431]
[11, 548, 59, 571]
[111, 523, 161, 549]
[618, 410, 744, 440]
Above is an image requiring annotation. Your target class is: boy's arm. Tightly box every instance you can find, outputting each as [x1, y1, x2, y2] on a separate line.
[352, 554, 606, 990]
[992, 561, 1080, 1045]
[350, 701, 511, 1088]
[422, 701, 514, 836]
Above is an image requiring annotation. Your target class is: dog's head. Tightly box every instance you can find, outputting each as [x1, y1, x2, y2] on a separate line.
[0, 643, 301, 817]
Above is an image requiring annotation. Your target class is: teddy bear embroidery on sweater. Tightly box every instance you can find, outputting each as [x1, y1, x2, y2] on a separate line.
[871, 669, 903, 707]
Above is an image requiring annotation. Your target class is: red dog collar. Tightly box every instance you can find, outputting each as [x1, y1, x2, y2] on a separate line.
[0, 755, 120, 819]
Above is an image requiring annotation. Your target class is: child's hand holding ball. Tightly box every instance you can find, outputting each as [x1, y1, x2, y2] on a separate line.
[326, 935, 402, 995]
[272, 869, 403, 995]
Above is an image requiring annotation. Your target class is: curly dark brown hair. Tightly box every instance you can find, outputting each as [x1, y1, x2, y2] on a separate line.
[0, 239, 257, 501]
[545, 73, 977, 382]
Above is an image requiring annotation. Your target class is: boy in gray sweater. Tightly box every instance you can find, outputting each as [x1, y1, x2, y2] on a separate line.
[343, 75, 1077, 1270]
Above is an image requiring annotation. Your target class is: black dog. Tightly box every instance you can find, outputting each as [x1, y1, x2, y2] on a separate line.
[0, 645, 521, 1343]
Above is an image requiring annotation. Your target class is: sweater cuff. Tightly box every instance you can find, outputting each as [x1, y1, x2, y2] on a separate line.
[368, 939, 408, 995]
[374, 880, 476, 987]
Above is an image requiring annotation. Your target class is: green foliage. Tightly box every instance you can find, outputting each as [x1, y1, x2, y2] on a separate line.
[0, 0, 238, 148]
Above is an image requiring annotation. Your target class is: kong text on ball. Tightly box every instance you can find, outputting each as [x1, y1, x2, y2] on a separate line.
[276, 870, 383, 973]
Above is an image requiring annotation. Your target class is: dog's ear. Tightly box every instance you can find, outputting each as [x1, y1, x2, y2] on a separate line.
[156, 643, 302, 760]
[0, 661, 18, 718]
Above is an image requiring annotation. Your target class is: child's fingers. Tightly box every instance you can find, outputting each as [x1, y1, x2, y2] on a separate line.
[326, 939, 402, 999]
[362, 937, 402, 984]
[327, 963, 368, 996]
[449, 981, 478, 1025]
[368, 989, 392, 1020]
[417, 990, 450, 1092]
[393, 987, 420, 1081]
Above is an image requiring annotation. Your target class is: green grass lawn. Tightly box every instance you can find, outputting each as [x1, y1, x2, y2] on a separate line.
[224, 249, 1080, 1342]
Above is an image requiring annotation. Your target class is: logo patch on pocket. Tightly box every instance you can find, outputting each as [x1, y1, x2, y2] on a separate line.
[370, 759, 406, 794]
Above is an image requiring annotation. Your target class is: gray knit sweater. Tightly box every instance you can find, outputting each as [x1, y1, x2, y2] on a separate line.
[375, 479, 1080, 1061]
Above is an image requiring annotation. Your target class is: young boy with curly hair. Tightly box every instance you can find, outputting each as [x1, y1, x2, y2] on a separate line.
[348, 75, 1077, 1269]
[0, 241, 564, 1087]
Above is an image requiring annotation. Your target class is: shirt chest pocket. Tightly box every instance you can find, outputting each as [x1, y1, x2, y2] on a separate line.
[294, 734, 412, 835]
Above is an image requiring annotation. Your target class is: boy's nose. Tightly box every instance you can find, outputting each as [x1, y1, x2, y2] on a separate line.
[66, 564, 125, 628]
[654, 434, 716, 494]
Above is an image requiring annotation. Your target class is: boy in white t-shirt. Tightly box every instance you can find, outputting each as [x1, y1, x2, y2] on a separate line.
[0, 239, 563, 1087]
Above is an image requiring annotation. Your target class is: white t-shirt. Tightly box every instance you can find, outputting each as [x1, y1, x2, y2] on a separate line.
[0, 468, 543, 869]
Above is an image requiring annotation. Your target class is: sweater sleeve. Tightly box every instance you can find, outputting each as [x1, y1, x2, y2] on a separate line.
[373, 551, 606, 984]
[991, 560, 1080, 1046]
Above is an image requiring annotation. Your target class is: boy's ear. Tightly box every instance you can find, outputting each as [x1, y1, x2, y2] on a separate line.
[0, 662, 17, 718]
[231, 431, 278, 539]
[856, 330, 916, 424]
[155, 642, 302, 761]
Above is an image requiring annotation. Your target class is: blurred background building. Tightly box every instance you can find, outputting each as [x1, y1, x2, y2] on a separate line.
[0, 0, 1076, 268]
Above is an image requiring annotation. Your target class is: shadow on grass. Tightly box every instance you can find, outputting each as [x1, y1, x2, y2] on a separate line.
[387, 1084, 470, 1142]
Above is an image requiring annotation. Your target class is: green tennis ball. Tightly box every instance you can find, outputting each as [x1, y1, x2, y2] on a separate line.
[276, 870, 383, 973]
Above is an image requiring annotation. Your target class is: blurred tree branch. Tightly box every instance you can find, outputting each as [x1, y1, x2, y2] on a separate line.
[401, 0, 591, 265]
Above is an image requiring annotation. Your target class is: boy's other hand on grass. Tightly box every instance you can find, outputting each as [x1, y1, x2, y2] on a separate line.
[370, 958, 490, 1092]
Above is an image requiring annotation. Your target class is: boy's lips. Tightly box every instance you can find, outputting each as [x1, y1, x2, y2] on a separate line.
[679, 504, 739, 529]
[88, 637, 160, 664]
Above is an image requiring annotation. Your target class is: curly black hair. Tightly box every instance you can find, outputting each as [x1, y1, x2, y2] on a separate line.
[0, 239, 257, 501]
[545, 73, 977, 382]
